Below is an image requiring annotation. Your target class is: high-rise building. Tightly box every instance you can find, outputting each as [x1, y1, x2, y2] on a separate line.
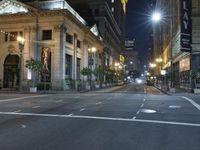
[67, 0, 126, 68]
[153, 0, 200, 91]
[124, 39, 139, 79]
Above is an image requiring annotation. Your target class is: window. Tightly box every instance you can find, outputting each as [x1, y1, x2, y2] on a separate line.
[66, 33, 73, 44]
[95, 9, 99, 16]
[77, 58, 81, 79]
[77, 40, 81, 48]
[65, 54, 72, 77]
[4, 31, 23, 42]
[5, 32, 9, 42]
[9, 32, 18, 41]
[88, 9, 92, 15]
[42, 30, 52, 40]
[111, 0, 114, 3]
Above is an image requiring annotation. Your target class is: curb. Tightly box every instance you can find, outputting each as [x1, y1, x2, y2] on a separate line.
[154, 85, 171, 95]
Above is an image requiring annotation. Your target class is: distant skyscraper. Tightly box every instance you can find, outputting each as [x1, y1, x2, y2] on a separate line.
[124, 39, 139, 78]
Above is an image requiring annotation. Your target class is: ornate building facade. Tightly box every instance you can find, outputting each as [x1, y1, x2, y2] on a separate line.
[0, 0, 105, 90]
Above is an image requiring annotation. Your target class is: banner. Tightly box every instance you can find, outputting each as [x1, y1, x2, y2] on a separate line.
[180, 0, 192, 52]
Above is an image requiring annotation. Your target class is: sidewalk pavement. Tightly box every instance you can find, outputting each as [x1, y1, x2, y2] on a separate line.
[0, 85, 124, 95]
[154, 84, 192, 96]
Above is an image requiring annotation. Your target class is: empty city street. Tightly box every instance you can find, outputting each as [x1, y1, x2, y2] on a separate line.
[0, 83, 200, 150]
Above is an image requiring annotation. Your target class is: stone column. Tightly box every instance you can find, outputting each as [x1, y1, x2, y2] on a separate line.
[52, 24, 66, 90]
[72, 33, 77, 88]
[23, 26, 31, 81]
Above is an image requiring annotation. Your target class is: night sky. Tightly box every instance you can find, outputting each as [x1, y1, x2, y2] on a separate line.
[125, 0, 156, 67]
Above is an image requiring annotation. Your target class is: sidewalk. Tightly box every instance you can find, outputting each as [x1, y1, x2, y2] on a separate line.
[0, 85, 124, 95]
[154, 84, 193, 96]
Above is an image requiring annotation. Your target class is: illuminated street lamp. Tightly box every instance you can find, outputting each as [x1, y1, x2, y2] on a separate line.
[149, 63, 157, 68]
[17, 36, 25, 92]
[156, 58, 163, 63]
[152, 11, 162, 23]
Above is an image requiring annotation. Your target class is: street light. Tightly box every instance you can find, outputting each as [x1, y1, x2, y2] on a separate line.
[88, 47, 96, 90]
[156, 58, 163, 63]
[17, 36, 25, 92]
[149, 63, 157, 68]
[152, 11, 162, 23]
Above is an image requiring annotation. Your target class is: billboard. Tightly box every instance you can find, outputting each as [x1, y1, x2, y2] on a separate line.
[180, 0, 192, 52]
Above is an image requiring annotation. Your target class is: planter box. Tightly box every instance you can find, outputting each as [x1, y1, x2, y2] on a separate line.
[193, 88, 200, 94]
[65, 84, 71, 90]
[30, 87, 37, 93]
[86, 85, 91, 90]
[95, 84, 100, 88]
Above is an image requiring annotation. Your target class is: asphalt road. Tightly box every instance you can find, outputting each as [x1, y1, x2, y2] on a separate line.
[0, 83, 200, 150]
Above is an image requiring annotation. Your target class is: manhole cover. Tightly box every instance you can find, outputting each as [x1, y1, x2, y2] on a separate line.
[140, 109, 157, 114]
[169, 105, 181, 109]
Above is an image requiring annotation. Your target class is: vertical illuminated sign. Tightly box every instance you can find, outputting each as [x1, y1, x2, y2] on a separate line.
[180, 0, 192, 52]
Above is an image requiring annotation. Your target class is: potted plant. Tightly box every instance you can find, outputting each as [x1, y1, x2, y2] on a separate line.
[191, 68, 200, 93]
[93, 66, 104, 88]
[25, 58, 42, 93]
[81, 67, 92, 90]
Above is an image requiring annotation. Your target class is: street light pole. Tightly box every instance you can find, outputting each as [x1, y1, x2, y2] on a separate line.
[17, 36, 24, 92]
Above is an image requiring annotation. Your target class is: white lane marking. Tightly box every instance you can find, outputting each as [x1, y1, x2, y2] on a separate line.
[21, 124, 26, 128]
[132, 116, 136, 120]
[14, 110, 22, 113]
[169, 105, 181, 109]
[80, 108, 85, 112]
[136, 110, 140, 115]
[143, 99, 146, 102]
[55, 100, 63, 103]
[0, 111, 200, 127]
[32, 106, 40, 109]
[68, 113, 73, 116]
[182, 96, 200, 111]
[141, 104, 144, 108]
[0, 95, 48, 103]
[96, 102, 102, 105]
[140, 109, 157, 114]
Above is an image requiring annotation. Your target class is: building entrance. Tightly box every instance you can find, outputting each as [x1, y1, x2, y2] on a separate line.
[3, 55, 19, 88]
